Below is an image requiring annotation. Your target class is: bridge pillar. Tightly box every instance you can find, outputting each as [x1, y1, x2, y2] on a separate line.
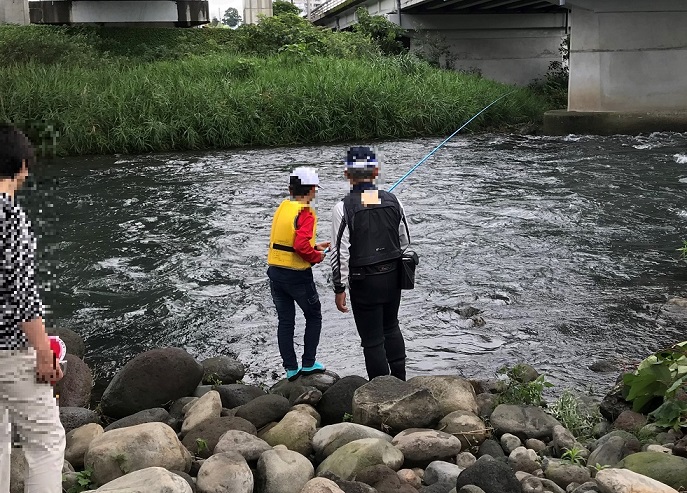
[1, 0, 30, 25]
[545, 0, 687, 135]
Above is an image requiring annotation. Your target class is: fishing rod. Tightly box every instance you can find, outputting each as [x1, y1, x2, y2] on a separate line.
[322, 90, 515, 254]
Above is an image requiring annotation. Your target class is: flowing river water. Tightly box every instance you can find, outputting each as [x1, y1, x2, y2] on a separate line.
[21, 132, 687, 400]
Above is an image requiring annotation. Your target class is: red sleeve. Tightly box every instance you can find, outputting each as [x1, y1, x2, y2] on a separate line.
[293, 208, 322, 265]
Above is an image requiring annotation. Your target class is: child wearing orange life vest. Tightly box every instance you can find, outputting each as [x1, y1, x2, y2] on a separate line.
[267, 167, 330, 381]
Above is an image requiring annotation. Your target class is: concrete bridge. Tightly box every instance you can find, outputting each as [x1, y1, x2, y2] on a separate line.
[313, 0, 687, 135]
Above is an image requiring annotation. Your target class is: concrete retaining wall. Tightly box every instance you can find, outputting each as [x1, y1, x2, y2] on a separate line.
[1, 0, 30, 25]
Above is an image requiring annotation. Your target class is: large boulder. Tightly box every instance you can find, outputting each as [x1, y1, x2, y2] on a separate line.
[48, 326, 86, 359]
[65, 423, 103, 469]
[618, 451, 687, 491]
[316, 438, 404, 481]
[181, 416, 257, 459]
[56, 354, 92, 408]
[424, 461, 464, 486]
[301, 478, 346, 493]
[317, 376, 369, 425]
[215, 384, 266, 408]
[201, 356, 246, 384]
[437, 410, 489, 449]
[214, 430, 272, 462]
[490, 404, 562, 441]
[599, 384, 633, 422]
[508, 447, 540, 474]
[391, 429, 462, 468]
[352, 376, 442, 433]
[60, 407, 100, 434]
[587, 436, 629, 468]
[235, 394, 291, 429]
[84, 422, 192, 486]
[455, 456, 522, 493]
[261, 409, 318, 456]
[181, 390, 222, 436]
[89, 467, 192, 493]
[100, 348, 204, 419]
[104, 408, 172, 432]
[544, 460, 591, 489]
[313, 423, 393, 463]
[196, 451, 253, 493]
[407, 376, 479, 416]
[256, 446, 315, 493]
[595, 467, 680, 493]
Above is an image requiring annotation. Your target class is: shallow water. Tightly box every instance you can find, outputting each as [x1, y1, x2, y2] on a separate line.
[23, 132, 687, 399]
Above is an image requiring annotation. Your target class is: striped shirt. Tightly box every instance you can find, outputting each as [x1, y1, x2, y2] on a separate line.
[0, 193, 44, 350]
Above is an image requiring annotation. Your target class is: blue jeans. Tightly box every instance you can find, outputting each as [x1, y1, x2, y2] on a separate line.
[268, 267, 322, 370]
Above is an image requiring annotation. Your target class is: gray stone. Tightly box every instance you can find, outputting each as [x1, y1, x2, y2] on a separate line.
[271, 371, 341, 397]
[235, 394, 291, 429]
[617, 451, 687, 491]
[526, 439, 547, 453]
[93, 467, 192, 492]
[353, 376, 442, 434]
[214, 430, 271, 462]
[197, 451, 253, 493]
[612, 410, 647, 433]
[407, 375, 479, 416]
[317, 376, 369, 425]
[319, 471, 377, 493]
[65, 423, 104, 468]
[182, 416, 257, 459]
[256, 446, 315, 493]
[170, 397, 200, 419]
[215, 383, 266, 408]
[509, 446, 540, 474]
[354, 464, 416, 492]
[313, 422, 393, 463]
[569, 482, 600, 493]
[522, 476, 566, 493]
[397, 468, 422, 489]
[491, 404, 562, 441]
[424, 460, 464, 485]
[170, 470, 197, 493]
[104, 408, 171, 432]
[595, 467, 679, 493]
[455, 456, 522, 493]
[458, 487, 487, 493]
[476, 393, 498, 419]
[100, 347, 204, 419]
[316, 438, 404, 481]
[261, 409, 318, 456]
[60, 407, 100, 434]
[392, 428, 462, 468]
[437, 410, 489, 449]
[544, 460, 591, 490]
[301, 478, 345, 493]
[501, 433, 523, 454]
[201, 356, 245, 384]
[421, 482, 456, 493]
[477, 438, 506, 460]
[293, 388, 323, 407]
[56, 354, 92, 408]
[587, 436, 627, 468]
[456, 452, 477, 469]
[181, 390, 222, 436]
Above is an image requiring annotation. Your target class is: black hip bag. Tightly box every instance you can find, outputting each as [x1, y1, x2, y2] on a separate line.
[399, 251, 419, 290]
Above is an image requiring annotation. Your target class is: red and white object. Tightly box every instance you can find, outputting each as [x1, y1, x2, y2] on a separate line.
[48, 335, 67, 364]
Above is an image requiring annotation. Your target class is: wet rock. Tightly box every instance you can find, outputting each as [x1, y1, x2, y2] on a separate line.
[313, 422, 393, 463]
[181, 416, 257, 458]
[617, 451, 687, 491]
[392, 428, 462, 468]
[317, 376, 368, 425]
[261, 409, 318, 456]
[301, 477, 346, 493]
[104, 408, 171, 432]
[65, 423, 103, 468]
[215, 383, 266, 408]
[553, 426, 588, 458]
[501, 433, 523, 455]
[476, 393, 498, 419]
[491, 404, 562, 441]
[214, 430, 271, 462]
[595, 467, 680, 493]
[48, 326, 85, 359]
[100, 347, 204, 419]
[60, 407, 100, 434]
[272, 371, 340, 396]
[477, 439, 506, 460]
[407, 375, 479, 416]
[437, 410, 488, 449]
[455, 456, 522, 493]
[235, 394, 291, 429]
[592, 420, 611, 439]
[589, 359, 620, 373]
[612, 410, 647, 433]
[256, 446, 315, 493]
[56, 354, 92, 408]
[544, 460, 591, 490]
[353, 376, 442, 433]
[92, 466, 193, 492]
[470, 379, 507, 395]
[672, 436, 687, 458]
[181, 390, 222, 436]
[509, 446, 540, 474]
[456, 452, 477, 468]
[424, 460, 464, 485]
[526, 439, 547, 453]
[316, 438, 404, 481]
[84, 422, 192, 486]
[587, 436, 626, 468]
[197, 451, 253, 493]
[294, 388, 323, 407]
[201, 356, 245, 384]
[599, 385, 633, 422]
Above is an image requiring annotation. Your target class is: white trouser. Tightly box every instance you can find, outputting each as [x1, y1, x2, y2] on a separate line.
[0, 348, 65, 493]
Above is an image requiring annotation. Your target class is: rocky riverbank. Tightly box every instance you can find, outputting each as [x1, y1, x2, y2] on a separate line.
[9, 328, 687, 493]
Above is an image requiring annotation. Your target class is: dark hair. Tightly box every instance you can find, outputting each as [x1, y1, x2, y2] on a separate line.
[345, 167, 377, 180]
[0, 124, 35, 179]
[289, 176, 315, 198]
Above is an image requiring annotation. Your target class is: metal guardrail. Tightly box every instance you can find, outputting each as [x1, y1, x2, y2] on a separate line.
[310, 0, 350, 21]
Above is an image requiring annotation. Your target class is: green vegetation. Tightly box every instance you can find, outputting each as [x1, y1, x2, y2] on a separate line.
[623, 342, 687, 430]
[496, 364, 553, 406]
[549, 390, 602, 440]
[273, 0, 302, 16]
[1, 21, 557, 156]
[677, 240, 687, 259]
[65, 467, 94, 493]
[561, 446, 586, 466]
[196, 437, 209, 455]
[342, 412, 353, 422]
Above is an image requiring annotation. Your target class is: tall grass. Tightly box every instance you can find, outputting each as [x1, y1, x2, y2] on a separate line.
[0, 25, 554, 156]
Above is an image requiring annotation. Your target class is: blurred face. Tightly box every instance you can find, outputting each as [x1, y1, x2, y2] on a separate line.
[16, 161, 29, 188]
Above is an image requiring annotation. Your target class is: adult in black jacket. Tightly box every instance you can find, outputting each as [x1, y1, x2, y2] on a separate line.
[330, 147, 410, 380]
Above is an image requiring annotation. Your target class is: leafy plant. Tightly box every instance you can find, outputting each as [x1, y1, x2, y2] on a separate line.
[549, 390, 602, 440]
[66, 467, 94, 493]
[342, 412, 353, 422]
[113, 453, 129, 474]
[678, 240, 687, 259]
[196, 437, 208, 454]
[203, 373, 223, 387]
[592, 462, 610, 472]
[561, 446, 586, 466]
[273, 0, 302, 16]
[496, 365, 553, 406]
[353, 8, 406, 56]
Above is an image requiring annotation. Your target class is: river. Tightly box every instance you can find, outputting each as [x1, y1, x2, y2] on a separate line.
[22, 132, 687, 400]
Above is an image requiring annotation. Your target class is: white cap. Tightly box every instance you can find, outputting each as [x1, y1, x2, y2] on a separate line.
[290, 166, 320, 187]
